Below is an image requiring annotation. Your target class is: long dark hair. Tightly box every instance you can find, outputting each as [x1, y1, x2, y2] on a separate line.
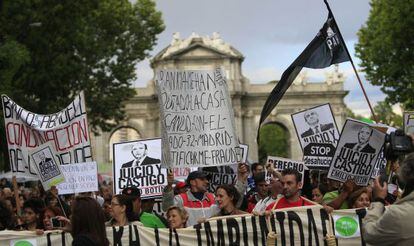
[71, 196, 109, 246]
[112, 194, 139, 222]
[216, 184, 240, 206]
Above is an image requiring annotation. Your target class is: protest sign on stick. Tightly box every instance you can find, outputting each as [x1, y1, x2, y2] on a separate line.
[291, 103, 340, 169]
[266, 156, 307, 184]
[155, 68, 240, 168]
[1, 92, 92, 179]
[328, 119, 386, 186]
[57, 162, 98, 195]
[113, 138, 167, 198]
[29, 143, 65, 190]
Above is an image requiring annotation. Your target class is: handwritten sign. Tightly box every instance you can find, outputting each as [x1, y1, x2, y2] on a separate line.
[156, 68, 239, 168]
[57, 162, 98, 195]
[1, 92, 92, 179]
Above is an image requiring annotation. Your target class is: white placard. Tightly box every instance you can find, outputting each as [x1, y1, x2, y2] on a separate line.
[291, 104, 340, 169]
[57, 162, 98, 195]
[29, 143, 65, 190]
[266, 156, 307, 184]
[155, 68, 240, 168]
[113, 138, 167, 198]
[328, 119, 386, 186]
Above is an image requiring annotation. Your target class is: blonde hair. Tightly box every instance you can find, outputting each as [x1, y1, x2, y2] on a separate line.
[166, 206, 188, 226]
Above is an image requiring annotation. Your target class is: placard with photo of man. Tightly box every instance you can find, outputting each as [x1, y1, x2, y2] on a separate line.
[327, 119, 386, 186]
[113, 138, 167, 198]
[291, 104, 340, 169]
[30, 143, 65, 190]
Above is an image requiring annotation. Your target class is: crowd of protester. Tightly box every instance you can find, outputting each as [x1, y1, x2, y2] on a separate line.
[0, 152, 412, 245]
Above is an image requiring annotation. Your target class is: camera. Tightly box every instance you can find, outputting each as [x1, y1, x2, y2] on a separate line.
[384, 129, 414, 161]
[50, 217, 63, 228]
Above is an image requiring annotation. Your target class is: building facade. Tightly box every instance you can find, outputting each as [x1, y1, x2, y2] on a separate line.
[91, 33, 348, 168]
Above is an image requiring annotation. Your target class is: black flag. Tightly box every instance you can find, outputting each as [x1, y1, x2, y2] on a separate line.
[257, 11, 350, 142]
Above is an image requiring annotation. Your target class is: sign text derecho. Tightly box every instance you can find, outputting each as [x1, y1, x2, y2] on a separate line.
[156, 68, 239, 168]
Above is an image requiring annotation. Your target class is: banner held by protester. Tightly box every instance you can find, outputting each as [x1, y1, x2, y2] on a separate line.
[155, 68, 240, 168]
[112, 138, 167, 197]
[1, 206, 368, 246]
[1, 92, 92, 179]
[291, 104, 340, 169]
[328, 119, 386, 186]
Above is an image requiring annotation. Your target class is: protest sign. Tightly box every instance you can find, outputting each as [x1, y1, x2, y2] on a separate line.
[404, 111, 414, 134]
[266, 156, 307, 184]
[155, 68, 240, 168]
[236, 144, 249, 163]
[112, 138, 167, 198]
[291, 103, 340, 169]
[172, 167, 198, 180]
[29, 143, 65, 190]
[328, 119, 386, 186]
[1, 92, 92, 179]
[201, 165, 237, 193]
[57, 162, 98, 195]
[1, 206, 368, 246]
[371, 149, 386, 178]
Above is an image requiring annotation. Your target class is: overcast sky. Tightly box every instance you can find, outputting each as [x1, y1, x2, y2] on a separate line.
[134, 0, 387, 116]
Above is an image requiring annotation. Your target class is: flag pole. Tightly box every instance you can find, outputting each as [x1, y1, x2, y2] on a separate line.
[323, 0, 378, 123]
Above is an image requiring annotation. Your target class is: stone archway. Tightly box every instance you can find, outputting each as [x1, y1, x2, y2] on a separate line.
[258, 122, 290, 163]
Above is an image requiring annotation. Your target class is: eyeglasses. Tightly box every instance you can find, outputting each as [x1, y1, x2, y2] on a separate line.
[111, 203, 121, 207]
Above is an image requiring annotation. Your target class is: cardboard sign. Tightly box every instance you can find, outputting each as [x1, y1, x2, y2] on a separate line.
[328, 119, 386, 186]
[156, 68, 240, 168]
[291, 104, 340, 169]
[112, 138, 167, 198]
[57, 162, 98, 195]
[29, 143, 65, 190]
[266, 156, 307, 184]
[1, 92, 92, 179]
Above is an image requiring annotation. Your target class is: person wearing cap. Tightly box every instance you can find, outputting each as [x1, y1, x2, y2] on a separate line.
[122, 186, 166, 228]
[174, 182, 187, 195]
[162, 164, 249, 226]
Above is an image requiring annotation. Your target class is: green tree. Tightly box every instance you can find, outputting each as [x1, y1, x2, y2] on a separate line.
[0, 0, 164, 170]
[355, 0, 414, 109]
[372, 101, 403, 127]
[258, 123, 289, 164]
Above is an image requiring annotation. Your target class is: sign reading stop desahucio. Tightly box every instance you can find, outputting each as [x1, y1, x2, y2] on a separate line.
[291, 103, 340, 169]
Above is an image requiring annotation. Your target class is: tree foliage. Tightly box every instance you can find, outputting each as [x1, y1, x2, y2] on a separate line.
[0, 0, 164, 170]
[372, 101, 402, 127]
[258, 123, 289, 164]
[355, 0, 414, 109]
